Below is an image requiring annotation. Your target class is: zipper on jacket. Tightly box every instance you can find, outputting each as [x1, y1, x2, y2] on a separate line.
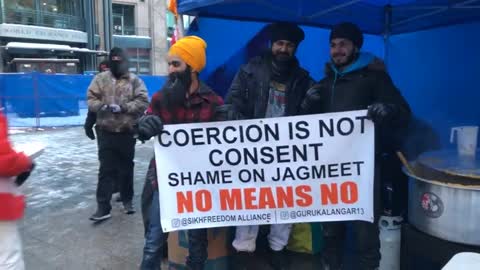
[287, 78, 299, 116]
[330, 72, 339, 107]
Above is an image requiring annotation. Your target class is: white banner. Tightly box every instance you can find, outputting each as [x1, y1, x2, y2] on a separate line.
[155, 110, 375, 232]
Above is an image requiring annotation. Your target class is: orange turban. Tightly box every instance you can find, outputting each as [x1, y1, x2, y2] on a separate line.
[168, 36, 207, 72]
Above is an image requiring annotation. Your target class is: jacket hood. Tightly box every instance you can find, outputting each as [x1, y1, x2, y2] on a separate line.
[326, 52, 385, 76]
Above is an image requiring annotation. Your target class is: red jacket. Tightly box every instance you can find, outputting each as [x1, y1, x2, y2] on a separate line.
[0, 112, 32, 220]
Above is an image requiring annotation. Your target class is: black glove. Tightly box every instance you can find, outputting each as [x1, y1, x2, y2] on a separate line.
[84, 126, 95, 140]
[84, 111, 96, 140]
[137, 115, 164, 142]
[300, 87, 322, 113]
[367, 103, 397, 124]
[215, 105, 243, 121]
[15, 163, 35, 187]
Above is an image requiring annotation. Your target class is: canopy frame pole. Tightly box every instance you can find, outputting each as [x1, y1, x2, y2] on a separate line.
[255, 0, 299, 17]
[394, 5, 446, 11]
[307, 0, 362, 19]
[392, 7, 448, 27]
[391, 0, 479, 28]
[383, 5, 392, 69]
[297, 0, 304, 17]
[453, 0, 480, 7]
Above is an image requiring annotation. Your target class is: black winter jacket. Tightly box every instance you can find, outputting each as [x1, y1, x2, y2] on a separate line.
[302, 53, 411, 217]
[303, 53, 410, 128]
[225, 53, 314, 119]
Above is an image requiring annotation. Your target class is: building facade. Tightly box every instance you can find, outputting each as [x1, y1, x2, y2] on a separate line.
[0, 0, 101, 73]
[0, 0, 169, 75]
[96, 0, 168, 75]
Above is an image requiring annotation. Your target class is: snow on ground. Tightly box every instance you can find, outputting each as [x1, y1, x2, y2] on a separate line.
[7, 108, 88, 127]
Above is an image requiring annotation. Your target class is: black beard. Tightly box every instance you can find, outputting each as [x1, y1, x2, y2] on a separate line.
[273, 52, 292, 62]
[163, 67, 192, 108]
[333, 52, 358, 69]
[271, 55, 295, 83]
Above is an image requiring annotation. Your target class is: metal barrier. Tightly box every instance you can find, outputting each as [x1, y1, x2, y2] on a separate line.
[0, 73, 165, 128]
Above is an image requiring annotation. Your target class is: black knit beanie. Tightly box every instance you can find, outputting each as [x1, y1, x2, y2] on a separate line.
[330, 22, 363, 49]
[269, 22, 305, 46]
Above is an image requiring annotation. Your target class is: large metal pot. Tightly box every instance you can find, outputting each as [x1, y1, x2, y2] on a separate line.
[405, 169, 480, 246]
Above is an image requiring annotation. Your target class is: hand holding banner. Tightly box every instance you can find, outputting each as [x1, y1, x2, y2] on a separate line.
[155, 110, 375, 232]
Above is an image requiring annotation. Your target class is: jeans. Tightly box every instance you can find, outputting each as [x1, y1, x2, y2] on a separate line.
[140, 191, 209, 270]
[141, 191, 167, 270]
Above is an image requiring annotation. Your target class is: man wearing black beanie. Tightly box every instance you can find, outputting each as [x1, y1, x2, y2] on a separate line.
[329, 22, 364, 69]
[300, 22, 411, 270]
[221, 22, 314, 270]
[87, 47, 149, 221]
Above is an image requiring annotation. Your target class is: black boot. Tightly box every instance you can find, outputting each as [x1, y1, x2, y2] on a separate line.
[186, 264, 205, 270]
[269, 248, 289, 270]
[229, 251, 254, 270]
[321, 256, 342, 270]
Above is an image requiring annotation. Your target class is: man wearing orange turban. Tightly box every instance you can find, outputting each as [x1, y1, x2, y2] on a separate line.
[168, 35, 207, 73]
[138, 36, 224, 270]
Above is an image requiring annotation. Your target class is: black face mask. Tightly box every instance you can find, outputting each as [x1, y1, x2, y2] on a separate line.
[110, 60, 129, 79]
[163, 66, 192, 108]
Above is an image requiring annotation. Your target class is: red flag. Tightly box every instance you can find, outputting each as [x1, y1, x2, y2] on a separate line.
[170, 26, 178, 46]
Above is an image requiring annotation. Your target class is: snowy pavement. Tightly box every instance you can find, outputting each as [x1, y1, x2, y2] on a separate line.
[11, 127, 156, 269]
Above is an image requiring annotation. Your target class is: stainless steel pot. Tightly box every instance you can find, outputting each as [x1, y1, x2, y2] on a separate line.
[405, 169, 480, 246]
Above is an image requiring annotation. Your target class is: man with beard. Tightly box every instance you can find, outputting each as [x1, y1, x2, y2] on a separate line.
[87, 47, 149, 221]
[300, 22, 411, 270]
[222, 22, 314, 270]
[136, 36, 224, 270]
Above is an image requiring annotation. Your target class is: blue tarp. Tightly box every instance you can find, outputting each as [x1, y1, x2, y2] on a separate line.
[178, 0, 480, 35]
[0, 73, 166, 127]
[193, 18, 384, 97]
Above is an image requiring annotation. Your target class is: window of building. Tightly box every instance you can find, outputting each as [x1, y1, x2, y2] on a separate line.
[3, 0, 83, 30]
[112, 4, 135, 35]
[4, 0, 35, 25]
[5, 0, 34, 10]
[40, 0, 82, 16]
[4, 0, 82, 16]
[126, 48, 151, 75]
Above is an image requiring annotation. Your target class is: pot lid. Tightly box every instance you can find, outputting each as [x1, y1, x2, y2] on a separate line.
[417, 150, 480, 180]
